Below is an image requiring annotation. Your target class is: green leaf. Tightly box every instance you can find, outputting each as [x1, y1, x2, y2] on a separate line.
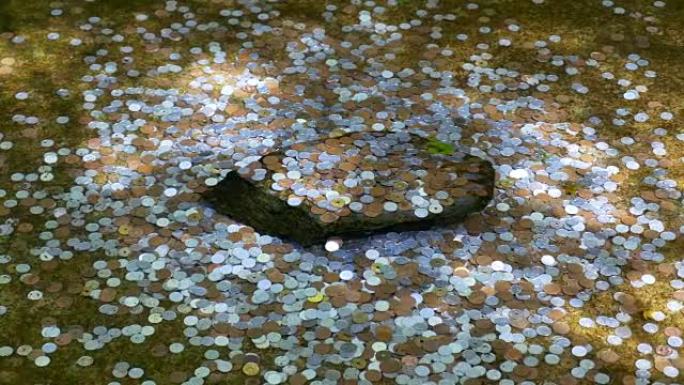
[425, 137, 455, 155]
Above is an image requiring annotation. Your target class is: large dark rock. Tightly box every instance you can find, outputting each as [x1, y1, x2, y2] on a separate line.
[206, 132, 494, 246]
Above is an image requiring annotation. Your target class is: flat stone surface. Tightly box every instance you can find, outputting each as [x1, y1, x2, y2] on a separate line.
[207, 131, 494, 245]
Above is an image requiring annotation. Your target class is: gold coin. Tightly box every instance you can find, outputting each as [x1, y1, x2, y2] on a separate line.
[242, 362, 260, 376]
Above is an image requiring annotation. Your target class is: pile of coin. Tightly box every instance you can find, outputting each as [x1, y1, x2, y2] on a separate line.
[233, 131, 491, 224]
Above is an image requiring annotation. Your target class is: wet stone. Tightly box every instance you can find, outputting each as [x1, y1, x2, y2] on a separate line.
[206, 131, 494, 245]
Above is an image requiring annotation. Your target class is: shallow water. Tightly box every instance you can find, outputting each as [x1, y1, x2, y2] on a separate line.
[1, 1, 684, 384]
